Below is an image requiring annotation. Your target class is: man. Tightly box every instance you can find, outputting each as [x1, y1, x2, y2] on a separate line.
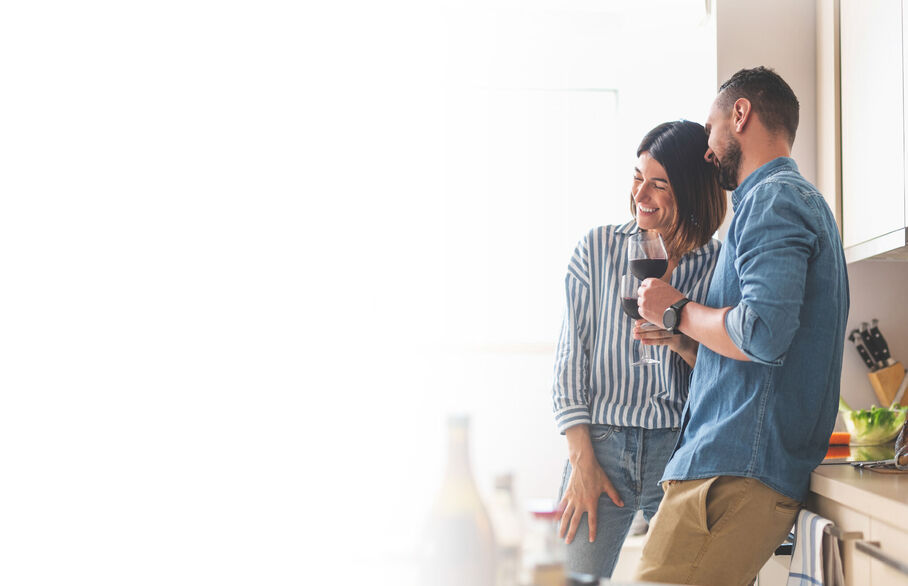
[633, 66, 849, 585]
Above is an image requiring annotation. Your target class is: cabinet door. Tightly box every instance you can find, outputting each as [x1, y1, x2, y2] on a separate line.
[757, 552, 791, 585]
[809, 493, 872, 586]
[840, 0, 905, 248]
[867, 519, 908, 585]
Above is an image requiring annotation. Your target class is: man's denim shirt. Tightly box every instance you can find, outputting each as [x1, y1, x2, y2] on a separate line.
[662, 157, 850, 502]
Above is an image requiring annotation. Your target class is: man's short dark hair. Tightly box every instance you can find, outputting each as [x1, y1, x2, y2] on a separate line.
[718, 66, 799, 146]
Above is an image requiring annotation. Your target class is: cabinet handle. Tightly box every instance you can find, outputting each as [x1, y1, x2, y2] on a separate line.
[855, 540, 908, 576]
[774, 525, 864, 557]
[824, 525, 863, 541]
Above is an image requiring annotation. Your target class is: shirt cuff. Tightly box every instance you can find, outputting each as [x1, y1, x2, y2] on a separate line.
[554, 405, 591, 434]
[725, 302, 784, 366]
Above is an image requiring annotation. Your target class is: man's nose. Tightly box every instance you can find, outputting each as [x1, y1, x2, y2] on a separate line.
[704, 148, 715, 164]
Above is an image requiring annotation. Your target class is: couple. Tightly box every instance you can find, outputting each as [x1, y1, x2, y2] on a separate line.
[552, 66, 849, 585]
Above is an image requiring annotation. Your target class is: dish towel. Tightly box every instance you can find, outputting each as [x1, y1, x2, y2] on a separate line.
[786, 510, 845, 586]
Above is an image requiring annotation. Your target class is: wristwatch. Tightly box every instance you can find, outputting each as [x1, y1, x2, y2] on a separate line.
[662, 298, 691, 335]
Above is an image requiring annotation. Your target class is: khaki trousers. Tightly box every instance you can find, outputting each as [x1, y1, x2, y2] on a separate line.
[633, 476, 801, 586]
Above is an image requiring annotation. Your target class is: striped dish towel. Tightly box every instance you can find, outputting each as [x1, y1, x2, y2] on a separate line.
[786, 510, 844, 586]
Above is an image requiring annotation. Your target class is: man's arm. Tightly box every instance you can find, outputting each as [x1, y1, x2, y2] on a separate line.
[636, 279, 750, 362]
[676, 302, 749, 361]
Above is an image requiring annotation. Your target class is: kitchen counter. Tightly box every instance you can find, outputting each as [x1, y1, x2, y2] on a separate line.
[810, 463, 908, 522]
[800, 462, 908, 585]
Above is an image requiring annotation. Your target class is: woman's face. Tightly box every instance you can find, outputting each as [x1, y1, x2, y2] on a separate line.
[632, 152, 676, 234]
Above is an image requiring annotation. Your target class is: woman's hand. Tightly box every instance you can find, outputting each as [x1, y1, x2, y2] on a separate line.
[634, 319, 699, 367]
[634, 320, 677, 347]
[559, 427, 624, 544]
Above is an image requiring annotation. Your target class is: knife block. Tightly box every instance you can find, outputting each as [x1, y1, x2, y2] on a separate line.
[867, 362, 905, 406]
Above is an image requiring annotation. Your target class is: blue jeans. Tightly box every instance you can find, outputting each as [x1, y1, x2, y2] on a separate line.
[557, 424, 680, 579]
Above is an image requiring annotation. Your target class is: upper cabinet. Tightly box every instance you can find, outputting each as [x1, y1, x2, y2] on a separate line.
[835, 0, 908, 261]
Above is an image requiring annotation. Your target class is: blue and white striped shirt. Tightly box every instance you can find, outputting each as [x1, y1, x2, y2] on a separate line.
[552, 221, 721, 432]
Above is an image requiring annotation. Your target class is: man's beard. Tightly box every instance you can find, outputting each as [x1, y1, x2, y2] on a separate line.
[716, 134, 742, 191]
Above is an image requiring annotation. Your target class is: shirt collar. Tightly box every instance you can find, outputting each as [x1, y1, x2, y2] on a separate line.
[614, 220, 714, 258]
[732, 157, 798, 210]
[615, 220, 640, 235]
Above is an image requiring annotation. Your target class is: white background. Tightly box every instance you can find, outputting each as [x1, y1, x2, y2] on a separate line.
[0, 1, 717, 583]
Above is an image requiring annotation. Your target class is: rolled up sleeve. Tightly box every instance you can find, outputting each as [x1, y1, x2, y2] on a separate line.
[725, 187, 816, 366]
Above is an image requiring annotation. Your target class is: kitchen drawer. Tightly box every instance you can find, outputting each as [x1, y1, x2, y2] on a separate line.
[807, 493, 872, 586]
[866, 518, 908, 584]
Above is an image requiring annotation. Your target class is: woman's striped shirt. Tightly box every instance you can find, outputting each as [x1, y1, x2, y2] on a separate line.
[552, 221, 721, 432]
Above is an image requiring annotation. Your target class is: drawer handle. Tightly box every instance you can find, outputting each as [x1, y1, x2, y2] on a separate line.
[824, 525, 863, 541]
[855, 540, 908, 576]
[774, 525, 864, 557]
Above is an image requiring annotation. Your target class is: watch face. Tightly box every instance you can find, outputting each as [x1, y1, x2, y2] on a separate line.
[663, 308, 676, 331]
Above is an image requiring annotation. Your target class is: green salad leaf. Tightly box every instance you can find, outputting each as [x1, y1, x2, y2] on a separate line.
[839, 397, 908, 444]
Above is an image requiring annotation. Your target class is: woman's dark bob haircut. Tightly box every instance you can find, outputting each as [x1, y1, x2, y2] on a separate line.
[630, 120, 727, 257]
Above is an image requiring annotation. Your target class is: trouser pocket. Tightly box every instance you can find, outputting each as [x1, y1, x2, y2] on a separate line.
[696, 476, 721, 534]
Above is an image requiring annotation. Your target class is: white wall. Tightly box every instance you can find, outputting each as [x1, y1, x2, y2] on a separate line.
[437, 0, 720, 514]
[716, 0, 818, 182]
[840, 261, 908, 413]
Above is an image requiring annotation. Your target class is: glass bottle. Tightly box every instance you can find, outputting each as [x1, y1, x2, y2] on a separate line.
[420, 415, 496, 586]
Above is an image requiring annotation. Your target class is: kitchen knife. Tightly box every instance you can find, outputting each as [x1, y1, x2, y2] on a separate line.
[855, 340, 878, 371]
[849, 329, 878, 370]
[860, 322, 884, 368]
[869, 318, 896, 367]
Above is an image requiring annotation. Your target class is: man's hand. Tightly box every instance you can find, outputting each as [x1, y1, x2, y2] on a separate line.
[558, 456, 624, 544]
[637, 278, 685, 328]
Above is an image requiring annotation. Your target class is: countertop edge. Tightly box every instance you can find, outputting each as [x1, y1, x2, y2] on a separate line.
[810, 466, 908, 525]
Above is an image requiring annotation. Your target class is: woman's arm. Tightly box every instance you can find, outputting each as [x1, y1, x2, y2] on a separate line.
[558, 425, 624, 544]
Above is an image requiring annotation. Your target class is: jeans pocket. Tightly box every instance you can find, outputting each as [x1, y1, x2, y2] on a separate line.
[590, 424, 618, 442]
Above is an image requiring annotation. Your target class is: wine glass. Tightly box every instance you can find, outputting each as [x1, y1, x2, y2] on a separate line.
[624, 232, 668, 366]
[620, 274, 660, 366]
[628, 231, 668, 280]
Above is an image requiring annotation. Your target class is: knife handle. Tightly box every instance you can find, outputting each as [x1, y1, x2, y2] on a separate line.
[855, 342, 878, 370]
[860, 324, 884, 365]
[869, 324, 893, 362]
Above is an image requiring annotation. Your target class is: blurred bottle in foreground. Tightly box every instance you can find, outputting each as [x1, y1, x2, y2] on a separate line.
[420, 415, 496, 586]
[488, 473, 522, 586]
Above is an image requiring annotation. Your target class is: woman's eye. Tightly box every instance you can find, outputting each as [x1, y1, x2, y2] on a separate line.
[633, 176, 642, 183]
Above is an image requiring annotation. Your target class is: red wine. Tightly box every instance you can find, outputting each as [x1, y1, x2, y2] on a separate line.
[629, 258, 667, 280]
[621, 297, 641, 320]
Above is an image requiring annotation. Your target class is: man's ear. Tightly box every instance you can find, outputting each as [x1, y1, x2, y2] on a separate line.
[732, 98, 752, 133]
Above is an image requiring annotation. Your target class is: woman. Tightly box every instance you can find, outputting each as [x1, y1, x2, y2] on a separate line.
[551, 120, 726, 579]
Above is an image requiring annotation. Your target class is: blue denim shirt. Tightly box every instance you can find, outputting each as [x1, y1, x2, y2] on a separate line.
[661, 157, 850, 502]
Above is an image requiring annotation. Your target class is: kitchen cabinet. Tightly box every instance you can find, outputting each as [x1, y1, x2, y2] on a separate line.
[835, 0, 908, 262]
[816, 0, 841, 224]
[757, 465, 908, 585]
[867, 519, 908, 584]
